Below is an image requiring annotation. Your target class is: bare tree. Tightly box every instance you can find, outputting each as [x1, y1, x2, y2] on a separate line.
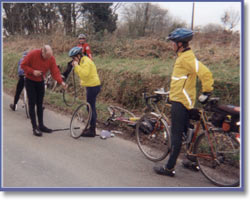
[221, 8, 240, 31]
[121, 3, 170, 37]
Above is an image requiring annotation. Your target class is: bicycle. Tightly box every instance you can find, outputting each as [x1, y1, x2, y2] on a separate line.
[105, 105, 140, 128]
[136, 90, 240, 187]
[135, 90, 171, 162]
[69, 102, 92, 139]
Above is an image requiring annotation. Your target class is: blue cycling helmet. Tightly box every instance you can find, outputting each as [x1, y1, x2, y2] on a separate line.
[167, 28, 194, 43]
[68, 46, 82, 57]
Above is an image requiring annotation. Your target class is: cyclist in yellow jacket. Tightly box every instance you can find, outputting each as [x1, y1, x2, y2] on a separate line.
[69, 47, 101, 137]
[154, 28, 214, 177]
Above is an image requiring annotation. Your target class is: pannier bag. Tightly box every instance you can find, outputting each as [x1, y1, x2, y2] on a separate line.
[210, 104, 239, 132]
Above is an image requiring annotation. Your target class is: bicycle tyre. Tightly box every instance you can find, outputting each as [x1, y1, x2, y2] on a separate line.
[23, 89, 29, 119]
[63, 71, 77, 107]
[194, 131, 240, 187]
[70, 103, 92, 139]
[136, 112, 171, 162]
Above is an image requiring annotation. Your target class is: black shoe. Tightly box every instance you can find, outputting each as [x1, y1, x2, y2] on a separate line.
[39, 125, 53, 133]
[10, 104, 17, 111]
[182, 159, 200, 171]
[33, 128, 43, 137]
[81, 129, 96, 137]
[153, 166, 175, 177]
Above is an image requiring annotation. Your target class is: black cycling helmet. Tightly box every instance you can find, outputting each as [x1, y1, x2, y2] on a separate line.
[167, 28, 194, 43]
[68, 47, 82, 57]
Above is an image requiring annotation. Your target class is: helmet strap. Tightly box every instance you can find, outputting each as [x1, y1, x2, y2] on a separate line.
[175, 42, 183, 54]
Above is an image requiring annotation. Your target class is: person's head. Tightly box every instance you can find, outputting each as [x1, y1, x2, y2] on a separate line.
[41, 45, 53, 60]
[167, 28, 194, 53]
[78, 33, 87, 45]
[68, 46, 83, 62]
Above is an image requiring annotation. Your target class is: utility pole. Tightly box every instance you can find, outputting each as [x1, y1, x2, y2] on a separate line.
[191, 2, 195, 30]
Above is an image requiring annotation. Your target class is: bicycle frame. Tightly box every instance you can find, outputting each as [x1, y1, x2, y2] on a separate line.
[186, 109, 217, 161]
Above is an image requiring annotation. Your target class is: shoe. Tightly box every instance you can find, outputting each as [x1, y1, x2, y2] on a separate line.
[153, 166, 175, 177]
[39, 125, 53, 133]
[81, 128, 96, 137]
[182, 159, 200, 171]
[33, 128, 43, 137]
[10, 104, 17, 111]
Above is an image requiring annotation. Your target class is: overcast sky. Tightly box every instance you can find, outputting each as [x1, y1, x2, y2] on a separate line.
[117, 1, 242, 31]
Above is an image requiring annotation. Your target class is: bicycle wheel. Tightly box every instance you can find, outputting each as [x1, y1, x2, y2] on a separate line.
[63, 72, 76, 106]
[70, 103, 92, 139]
[194, 131, 240, 187]
[23, 88, 29, 119]
[136, 112, 171, 162]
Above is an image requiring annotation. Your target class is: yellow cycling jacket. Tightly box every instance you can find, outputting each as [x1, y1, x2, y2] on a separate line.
[74, 56, 101, 87]
[169, 49, 214, 110]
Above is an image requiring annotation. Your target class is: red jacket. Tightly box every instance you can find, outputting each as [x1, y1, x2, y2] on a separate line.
[77, 43, 92, 60]
[21, 49, 63, 84]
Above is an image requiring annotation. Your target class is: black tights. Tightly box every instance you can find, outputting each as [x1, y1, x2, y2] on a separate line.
[166, 101, 190, 170]
[25, 78, 45, 129]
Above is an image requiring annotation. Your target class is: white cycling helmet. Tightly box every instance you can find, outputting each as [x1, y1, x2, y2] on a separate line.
[78, 34, 86, 39]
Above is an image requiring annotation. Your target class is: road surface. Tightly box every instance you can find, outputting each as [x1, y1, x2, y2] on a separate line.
[2, 93, 215, 189]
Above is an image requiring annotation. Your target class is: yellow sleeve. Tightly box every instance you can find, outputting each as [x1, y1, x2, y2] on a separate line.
[197, 61, 214, 92]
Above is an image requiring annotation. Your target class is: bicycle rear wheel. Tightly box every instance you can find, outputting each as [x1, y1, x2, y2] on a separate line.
[23, 89, 29, 119]
[194, 131, 240, 187]
[70, 103, 92, 139]
[136, 112, 171, 162]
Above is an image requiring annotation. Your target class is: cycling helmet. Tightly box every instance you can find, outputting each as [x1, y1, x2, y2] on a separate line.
[68, 47, 82, 57]
[167, 28, 194, 43]
[78, 33, 86, 39]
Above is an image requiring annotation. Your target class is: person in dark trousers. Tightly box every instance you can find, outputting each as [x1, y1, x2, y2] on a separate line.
[21, 45, 67, 137]
[10, 51, 29, 111]
[153, 28, 214, 177]
[68, 46, 101, 137]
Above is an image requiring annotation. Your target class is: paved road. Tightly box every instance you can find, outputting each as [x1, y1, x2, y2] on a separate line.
[2, 93, 215, 189]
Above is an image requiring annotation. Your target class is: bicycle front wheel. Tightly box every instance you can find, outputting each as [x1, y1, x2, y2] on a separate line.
[136, 112, 171, 162]
[63, 72, 77, 106]
[70, 103, 92, 139]
[194, 131, 240, 187]
[23, 89, 29, 119]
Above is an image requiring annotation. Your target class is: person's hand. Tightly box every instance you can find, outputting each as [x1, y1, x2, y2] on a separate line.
[198, 92, 211, 104]
[72, 60, 78, 67]
[33, 70, 43, 77]
[61, 82, 68, 90]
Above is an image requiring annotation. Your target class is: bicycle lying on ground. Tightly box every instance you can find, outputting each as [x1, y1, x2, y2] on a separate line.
[135, 90, 240, 187]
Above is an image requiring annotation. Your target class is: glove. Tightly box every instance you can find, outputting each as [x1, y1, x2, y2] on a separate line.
[198, 92, 211, 103]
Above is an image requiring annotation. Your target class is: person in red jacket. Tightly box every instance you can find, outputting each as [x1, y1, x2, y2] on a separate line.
[62, 33, 93, 81]
[21, 45, 67, 137]
[77, 33, 93, 60]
